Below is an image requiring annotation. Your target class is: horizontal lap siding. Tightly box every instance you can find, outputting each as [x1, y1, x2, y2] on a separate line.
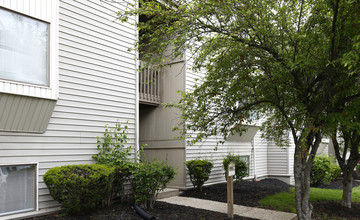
[0, 0, 137, 214]
[253, 131, 268, 178]
[267, 142, 289, 175]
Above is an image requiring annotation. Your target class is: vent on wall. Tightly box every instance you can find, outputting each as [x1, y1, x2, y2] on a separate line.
[0, 93, 56, 133]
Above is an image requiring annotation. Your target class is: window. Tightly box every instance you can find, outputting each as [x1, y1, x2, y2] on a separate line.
[240, 155, 250, 176]
[0, 164, 37, 216]
[0, 8, 49, 86]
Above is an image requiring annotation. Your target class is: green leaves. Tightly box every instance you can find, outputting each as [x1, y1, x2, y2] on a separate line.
[130, 160, 176, 207]
[185, 159, 213, 191]
[93, 121, 133, 167]
[43, 164, 114, 215]
[222, 154, 249, 182]
[310, 155, 341, 186]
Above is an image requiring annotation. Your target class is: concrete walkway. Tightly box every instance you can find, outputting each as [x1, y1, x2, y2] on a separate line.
[158, 196, 297, 220]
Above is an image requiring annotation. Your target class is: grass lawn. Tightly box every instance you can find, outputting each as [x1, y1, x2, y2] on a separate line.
[258, 186, 360, 213]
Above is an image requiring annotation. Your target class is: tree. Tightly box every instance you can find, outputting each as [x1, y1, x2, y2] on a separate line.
[327, 94, 360, 208]
[331, 123, 360, 208]
[324, 11, 360, 207]
[120, 0, 360, 219]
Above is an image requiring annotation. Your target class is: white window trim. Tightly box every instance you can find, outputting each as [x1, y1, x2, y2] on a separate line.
[0, 1, 59, 100]
[0, 162, 39, 217]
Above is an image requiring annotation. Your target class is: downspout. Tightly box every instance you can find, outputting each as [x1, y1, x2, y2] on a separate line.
[252, 138, 257, 181]
[134, 3, 139, 162]
[288, 143, 291, 175]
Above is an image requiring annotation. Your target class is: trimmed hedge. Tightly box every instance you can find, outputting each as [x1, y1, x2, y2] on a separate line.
[43, 164, 114, 215]
[185, 159, 213, 191]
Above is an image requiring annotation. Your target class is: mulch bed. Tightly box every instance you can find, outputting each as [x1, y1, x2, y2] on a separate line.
[316, 179, 360, 189]
[27, 201, 255, 220]
[181, 177, 360, 220]
[27, 175, 360, 220]
[180, 178, 290, 207]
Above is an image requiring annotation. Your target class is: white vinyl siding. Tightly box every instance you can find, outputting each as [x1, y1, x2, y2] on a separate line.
[267, 142, 288, 175]
[0, 0, 137, 217]
[267, 131, 295, 184]
[253, 131, 269, 178]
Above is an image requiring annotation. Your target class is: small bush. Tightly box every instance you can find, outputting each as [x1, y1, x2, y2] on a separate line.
[93, 121, 134, 201]
[43, 164, 114, 215]
[185, 159, 213, 191]
[130, 160, 176, 208]
[223, 154, 248, 182]
[311, 155, 338, 186]
[93, 121, 133, 167]
[330, 163, 342, 181]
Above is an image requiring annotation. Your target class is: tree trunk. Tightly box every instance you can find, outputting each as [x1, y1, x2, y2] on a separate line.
[342, 170, 353, 208]
[294, 153, 313, 220]
[331, 135, 359, 208]
[293, 131, 321, 220]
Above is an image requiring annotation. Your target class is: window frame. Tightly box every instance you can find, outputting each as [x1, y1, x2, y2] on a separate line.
[239, 155, 250, 177]
[0, 1, 59, 100]
[0, 162, 39, 217]
[0, 6, 51, 87]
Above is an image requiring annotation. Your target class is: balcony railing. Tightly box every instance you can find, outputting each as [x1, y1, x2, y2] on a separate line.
[139, 60, 161, 105]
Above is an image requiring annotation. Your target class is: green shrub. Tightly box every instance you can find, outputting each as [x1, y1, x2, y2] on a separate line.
[109, 164, 132, 202]
[185, 159, 213, 191]
[93, 121, 134, 201]
[92, 122, 175, 209]
[130, 160, 176, 208]
[223, 154, 248, 182]
[43, 164, 114, 215]
[310, 155, 338, 186]
[330, 163, 342, 181]
[93, 121, 133, 167]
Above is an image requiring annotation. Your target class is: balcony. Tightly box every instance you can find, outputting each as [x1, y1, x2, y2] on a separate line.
[139, 61, 161, 106]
